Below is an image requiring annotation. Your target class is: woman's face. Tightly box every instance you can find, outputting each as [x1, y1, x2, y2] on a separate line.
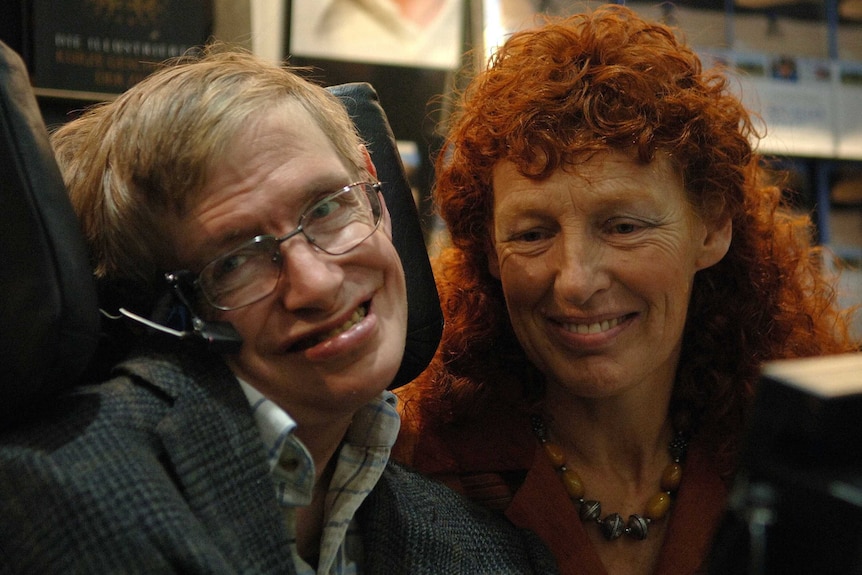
[166, 102, 408, 425]
[487, 150, 730, 400]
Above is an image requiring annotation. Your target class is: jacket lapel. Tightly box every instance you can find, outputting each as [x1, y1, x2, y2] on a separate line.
[121, 348, 297, 574]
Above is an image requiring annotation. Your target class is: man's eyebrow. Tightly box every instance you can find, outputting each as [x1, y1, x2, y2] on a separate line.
[195, 172, 357, 263]
[304, 177, 356, 197]
[295, 177, 361, 209]
[196, 228, 257, 268]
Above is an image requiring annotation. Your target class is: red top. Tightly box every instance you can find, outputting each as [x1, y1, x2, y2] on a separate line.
[393, 393, 729, 575]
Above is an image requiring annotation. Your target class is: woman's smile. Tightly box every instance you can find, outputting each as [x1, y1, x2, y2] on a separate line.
[559, 314, 625, 335]
[489, 150, 730, 397]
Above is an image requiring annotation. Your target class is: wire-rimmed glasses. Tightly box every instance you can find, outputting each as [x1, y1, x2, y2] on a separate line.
[180, 181, 382, 311]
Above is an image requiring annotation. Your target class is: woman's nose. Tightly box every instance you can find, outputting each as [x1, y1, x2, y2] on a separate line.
[274, 238, 343, 313]
[554, 234, 611, 305]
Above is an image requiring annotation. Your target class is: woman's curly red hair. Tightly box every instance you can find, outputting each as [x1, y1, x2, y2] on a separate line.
[409, 5, 857, 473]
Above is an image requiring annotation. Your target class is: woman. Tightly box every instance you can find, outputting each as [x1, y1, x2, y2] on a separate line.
[394, 6, 859, 575]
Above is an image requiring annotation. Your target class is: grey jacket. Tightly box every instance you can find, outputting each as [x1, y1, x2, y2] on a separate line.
[0, 345, 557, 574]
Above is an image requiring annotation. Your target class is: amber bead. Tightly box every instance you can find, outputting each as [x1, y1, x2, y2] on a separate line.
[661, 463, 683, 492]
[645, 492, 671, 520]
[531, 413, 689, 543]
[560, 468, 585, 499]
[543, 441, 567, 468]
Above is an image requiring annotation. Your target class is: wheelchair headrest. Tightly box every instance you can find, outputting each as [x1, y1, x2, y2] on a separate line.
[327, 82, 442, 390]
[0, 41, 101, 427]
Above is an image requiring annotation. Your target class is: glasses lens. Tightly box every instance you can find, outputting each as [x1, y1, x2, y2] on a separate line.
[194, 183, 383, 311]
[199, 236, 281, 310]
[303, 183, 382, 255]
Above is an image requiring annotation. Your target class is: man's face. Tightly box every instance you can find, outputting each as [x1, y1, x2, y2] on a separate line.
[167, 102, 408, 426]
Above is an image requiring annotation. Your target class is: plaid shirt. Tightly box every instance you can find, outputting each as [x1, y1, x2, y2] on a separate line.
[239, 381, 399, 575]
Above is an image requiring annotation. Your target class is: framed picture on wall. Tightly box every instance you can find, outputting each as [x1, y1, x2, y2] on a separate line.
[289, 0, 464, 70]
[284, 0, 472, 239]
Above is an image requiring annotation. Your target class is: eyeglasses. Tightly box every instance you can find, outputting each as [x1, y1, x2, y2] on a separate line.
[186, 181, 382, 311]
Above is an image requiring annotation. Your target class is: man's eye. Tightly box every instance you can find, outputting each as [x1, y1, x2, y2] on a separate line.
[308, 198, 343, 221]
[212, 252, 252, 280]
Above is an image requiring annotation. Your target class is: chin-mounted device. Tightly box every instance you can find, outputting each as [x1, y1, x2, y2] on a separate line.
[107, 271, 243, 355]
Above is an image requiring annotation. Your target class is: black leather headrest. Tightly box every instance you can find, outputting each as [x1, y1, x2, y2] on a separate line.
[0, 41, 101, 427]
[328, 83, 442, 389]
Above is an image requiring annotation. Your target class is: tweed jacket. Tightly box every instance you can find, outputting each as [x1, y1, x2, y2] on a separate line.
[0, 344, 558, 575]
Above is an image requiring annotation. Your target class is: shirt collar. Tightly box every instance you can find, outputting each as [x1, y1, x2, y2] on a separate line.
[237, 378, 400, 473]
[238, 378, 299, 471]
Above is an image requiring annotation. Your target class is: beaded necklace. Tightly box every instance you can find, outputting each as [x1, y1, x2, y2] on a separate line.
[531, 414, 688, 541]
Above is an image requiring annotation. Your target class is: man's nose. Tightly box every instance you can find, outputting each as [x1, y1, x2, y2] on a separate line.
[273, 237, 344, 313]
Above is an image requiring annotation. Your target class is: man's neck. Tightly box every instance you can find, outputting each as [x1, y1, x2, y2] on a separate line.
[294, 413, 353, 482]
[295, 454, 338, 566]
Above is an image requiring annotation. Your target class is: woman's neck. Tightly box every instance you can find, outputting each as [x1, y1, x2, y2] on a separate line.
[536, 391, 679, 575]
[541, 382, 674, 472]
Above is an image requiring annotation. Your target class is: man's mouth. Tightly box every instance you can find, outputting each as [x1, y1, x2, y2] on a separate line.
[292, 303, 369, 351]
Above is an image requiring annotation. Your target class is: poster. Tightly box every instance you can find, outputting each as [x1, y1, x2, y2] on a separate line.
[730, 52, 836, 158]
[32, 0, 212, 97]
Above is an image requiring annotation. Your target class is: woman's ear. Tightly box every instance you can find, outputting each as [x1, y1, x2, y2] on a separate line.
[696, 216, 732, 271]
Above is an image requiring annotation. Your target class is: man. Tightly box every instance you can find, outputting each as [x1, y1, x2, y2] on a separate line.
[0, 47, 557, 574]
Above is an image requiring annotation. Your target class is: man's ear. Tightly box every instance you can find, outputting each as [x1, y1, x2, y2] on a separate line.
[696, 216, 732, 271]
[360, 145, 393, 238]
[361, 145, 377, 180]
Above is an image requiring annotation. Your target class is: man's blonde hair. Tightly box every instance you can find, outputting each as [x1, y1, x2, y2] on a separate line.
[51, 45, 370, 297]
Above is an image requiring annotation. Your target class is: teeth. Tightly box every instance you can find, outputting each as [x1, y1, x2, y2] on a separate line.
[307, 306, 367, 346]
[328, 306, 366, 338]
[564, 316, 620, 335]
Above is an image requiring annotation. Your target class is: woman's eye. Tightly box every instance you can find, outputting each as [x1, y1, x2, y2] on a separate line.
[514, 229, 548, 243]
[606, 219, 644, 235]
